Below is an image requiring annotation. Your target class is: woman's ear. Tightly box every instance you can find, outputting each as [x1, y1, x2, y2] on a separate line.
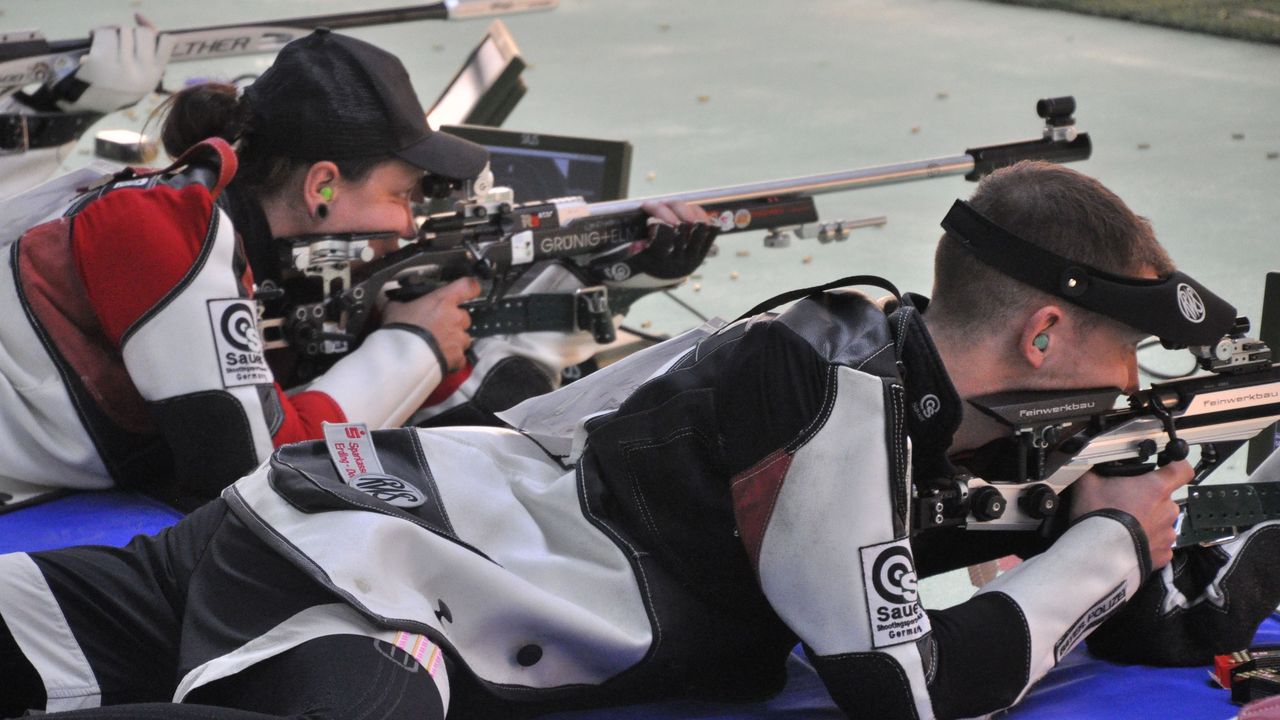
[301, 161, 341, 220]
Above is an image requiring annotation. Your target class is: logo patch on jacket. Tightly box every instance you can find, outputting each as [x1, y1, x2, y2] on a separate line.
[322, 422, 425, 509]
[349, 474, 426, 509]
[861, 539, 931, 647]
[208, 299, 270, 387]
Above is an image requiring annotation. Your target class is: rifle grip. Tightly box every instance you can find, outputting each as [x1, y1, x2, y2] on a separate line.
[1094, 460, 1157, 477]
[385, 285, 431, 303]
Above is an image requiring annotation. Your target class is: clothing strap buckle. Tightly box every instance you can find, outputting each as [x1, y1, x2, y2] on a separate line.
[574, 285, 615, 344]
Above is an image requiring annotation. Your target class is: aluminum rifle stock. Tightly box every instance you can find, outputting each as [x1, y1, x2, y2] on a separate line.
[932, 333, 1280, 545]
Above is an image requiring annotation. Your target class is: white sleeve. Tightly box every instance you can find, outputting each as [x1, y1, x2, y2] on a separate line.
[742, 366, 936, 719]
[303, 326, 444, 429]
[971, 512, 1147, 701]
[121, 206, 275, 458]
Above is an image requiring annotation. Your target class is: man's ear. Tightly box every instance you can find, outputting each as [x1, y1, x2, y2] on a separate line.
[1017, 305, 1064, 369]
[301, 161, 341, 217]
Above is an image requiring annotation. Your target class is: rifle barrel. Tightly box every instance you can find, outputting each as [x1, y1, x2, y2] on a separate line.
[586, 154, 976, 217]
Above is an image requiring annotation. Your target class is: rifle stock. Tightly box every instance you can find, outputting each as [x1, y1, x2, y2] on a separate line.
[945, 339, 1280, 545]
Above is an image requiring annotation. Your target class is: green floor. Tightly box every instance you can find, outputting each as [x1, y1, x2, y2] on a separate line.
[8, 0, 1280, 605]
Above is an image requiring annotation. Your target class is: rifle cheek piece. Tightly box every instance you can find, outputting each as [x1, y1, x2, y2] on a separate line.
[941, 199, 1238, 348]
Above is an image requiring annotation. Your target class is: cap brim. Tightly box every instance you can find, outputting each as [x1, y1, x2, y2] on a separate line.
[396, 130, 490, 180]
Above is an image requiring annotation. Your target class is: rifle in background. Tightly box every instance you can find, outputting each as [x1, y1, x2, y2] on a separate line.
[0, 0, 557, 93]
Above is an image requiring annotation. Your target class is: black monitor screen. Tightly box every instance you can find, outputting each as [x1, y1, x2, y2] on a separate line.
[441, 125, 632, 202]
[1248, 271, 1280, 473]
[426, 20, 525, 129]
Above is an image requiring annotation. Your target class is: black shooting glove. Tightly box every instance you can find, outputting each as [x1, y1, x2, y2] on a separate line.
[589, 218, 719, 283]
[1086, 520, 1280, 665]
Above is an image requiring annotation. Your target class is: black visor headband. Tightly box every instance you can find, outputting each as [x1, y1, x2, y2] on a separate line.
[940, 200, 1236, 347]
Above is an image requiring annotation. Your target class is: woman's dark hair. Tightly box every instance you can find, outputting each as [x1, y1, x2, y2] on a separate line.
[153, 82, 388, 197]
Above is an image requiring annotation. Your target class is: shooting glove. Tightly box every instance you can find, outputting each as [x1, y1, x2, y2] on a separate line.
[589, 217, 718, 284]
[1085, 520, 1280, 665]
[49, 24, 174, 114]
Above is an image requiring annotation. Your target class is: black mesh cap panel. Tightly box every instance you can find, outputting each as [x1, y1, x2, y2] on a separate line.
[243, 30, 488, 179]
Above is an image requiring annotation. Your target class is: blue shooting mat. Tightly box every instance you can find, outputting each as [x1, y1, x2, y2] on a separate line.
[0, 491, 1269, 718]
[0, 491, 183, 554]
[550, 620, 1279, 720]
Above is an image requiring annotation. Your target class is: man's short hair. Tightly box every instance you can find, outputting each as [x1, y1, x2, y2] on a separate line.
[929, 161, 1175, 336]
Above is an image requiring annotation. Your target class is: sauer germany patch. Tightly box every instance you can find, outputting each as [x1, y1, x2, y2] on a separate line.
[207, 299, 271, 387]
[860, 538, 931, 648]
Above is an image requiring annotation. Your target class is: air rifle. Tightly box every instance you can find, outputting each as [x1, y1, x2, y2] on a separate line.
[0, 0, 557, 93]
[259, 96, 1092, 357]
[918, 322, 1280, 547]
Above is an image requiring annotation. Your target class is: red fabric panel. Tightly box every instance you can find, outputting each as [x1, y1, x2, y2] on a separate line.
[422, 363, 474, 408]
[72, 184, 216, 346]
[272, 385, 348, 446]
[730, 449, 794, 573]
[998, 555, 1023, 572]
[16, 219, 151, 432]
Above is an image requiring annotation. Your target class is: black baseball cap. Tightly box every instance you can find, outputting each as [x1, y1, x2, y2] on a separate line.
[243, 29, 489, 180]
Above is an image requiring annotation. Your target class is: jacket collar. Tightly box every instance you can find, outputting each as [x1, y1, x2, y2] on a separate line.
[888, 293, 964, 487]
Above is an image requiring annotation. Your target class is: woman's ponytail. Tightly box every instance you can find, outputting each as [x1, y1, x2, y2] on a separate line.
[154, 82, 249, 158]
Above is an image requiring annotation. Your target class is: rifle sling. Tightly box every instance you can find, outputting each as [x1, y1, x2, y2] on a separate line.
[465, 287, 615, 344]
[0, 111, 102, 152]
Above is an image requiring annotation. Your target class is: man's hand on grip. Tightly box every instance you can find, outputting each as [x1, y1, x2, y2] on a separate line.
[1071, 460, 1193, 570]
